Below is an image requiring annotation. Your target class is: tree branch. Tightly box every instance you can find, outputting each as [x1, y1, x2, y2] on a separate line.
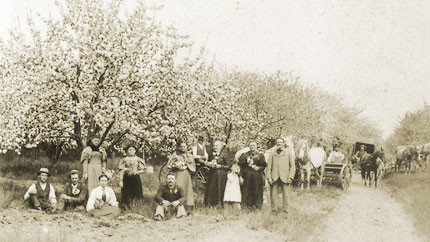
[259, 116, 286, 132]
[100, 117, 116, 144]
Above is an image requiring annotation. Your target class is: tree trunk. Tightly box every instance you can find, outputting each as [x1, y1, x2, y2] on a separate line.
[41, 142, 64, 163]
[74, 120, 83, 151]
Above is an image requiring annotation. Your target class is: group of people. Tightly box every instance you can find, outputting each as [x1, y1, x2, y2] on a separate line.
[24, 135, 129, 219]
[23, 134, 350, 220]
[24, 167, 120, 219]
[166, 136, 297, 215]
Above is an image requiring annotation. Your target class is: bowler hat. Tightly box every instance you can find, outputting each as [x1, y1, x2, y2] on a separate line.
[37, 167, 50, 176]
[70, 169, 79, 175]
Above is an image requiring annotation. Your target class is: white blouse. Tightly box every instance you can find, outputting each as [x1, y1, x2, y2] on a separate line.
[86, 185, 118, 211]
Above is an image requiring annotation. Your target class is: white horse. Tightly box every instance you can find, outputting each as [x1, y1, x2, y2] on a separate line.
[295, 139, 317, 189]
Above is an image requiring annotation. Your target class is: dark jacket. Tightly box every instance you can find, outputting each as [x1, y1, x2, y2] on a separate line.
[155, 184, 185, 204]
[63, 182, 87, 204]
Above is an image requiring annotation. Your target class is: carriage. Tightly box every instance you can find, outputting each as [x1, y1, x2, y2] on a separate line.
[351, 142, 375, 168]
[319, 142, 369, 190]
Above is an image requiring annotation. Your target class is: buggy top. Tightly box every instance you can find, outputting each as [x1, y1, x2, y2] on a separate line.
[353, 142, 375, 154]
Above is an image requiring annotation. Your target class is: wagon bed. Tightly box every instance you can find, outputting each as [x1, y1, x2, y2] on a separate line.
[322, 163, 352, 190]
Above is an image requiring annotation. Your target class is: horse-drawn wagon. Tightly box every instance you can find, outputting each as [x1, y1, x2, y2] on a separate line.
[321, 162, 352, 190]
[351, 142, 385, 187]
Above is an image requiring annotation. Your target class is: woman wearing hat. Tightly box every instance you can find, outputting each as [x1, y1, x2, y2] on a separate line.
[167, 140, 195, 211]
[24, 168, 57, 212]
[118, 146, 146, 207]
[80, 134, 107, 194]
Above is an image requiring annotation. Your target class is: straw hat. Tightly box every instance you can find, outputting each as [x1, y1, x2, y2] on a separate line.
[37, 167, 50, 176]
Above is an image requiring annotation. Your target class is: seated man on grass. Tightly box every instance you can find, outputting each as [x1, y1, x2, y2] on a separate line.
[154, 173, 186, 221]
[57, 170, 87, 211]
[24, 167, 57, 213]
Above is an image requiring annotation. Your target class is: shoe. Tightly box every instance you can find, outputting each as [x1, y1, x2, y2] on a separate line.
[154, 215, 162, 221]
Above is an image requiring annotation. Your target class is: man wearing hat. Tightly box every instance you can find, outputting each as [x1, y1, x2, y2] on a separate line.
[327, 144, 345, 163]
[355, 145, 369, 181]
[57, 170, 87, 211]
[24, 168, 57, 212]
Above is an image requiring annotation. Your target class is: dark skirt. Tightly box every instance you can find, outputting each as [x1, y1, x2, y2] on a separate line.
[121, 174, 143, 206]
[204, 169, 228, 207]
[241, 168, 265, 209]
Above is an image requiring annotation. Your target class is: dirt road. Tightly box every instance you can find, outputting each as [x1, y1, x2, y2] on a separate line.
[308, 173, 425, 242]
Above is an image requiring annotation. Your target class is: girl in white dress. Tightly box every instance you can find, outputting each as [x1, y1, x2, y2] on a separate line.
[223, 163, 242, 209]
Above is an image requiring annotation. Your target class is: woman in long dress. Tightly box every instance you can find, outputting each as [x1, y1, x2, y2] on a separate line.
[238, 141, 267, 209]
[86, 174, 120, 219]
[119, 146, 146, 207]
[81, 135, 107, 194]
[204, 140, 233, 207]
[167, 141, 196, 210]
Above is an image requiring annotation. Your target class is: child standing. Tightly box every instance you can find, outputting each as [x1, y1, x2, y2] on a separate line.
[223, 163, 242, 209]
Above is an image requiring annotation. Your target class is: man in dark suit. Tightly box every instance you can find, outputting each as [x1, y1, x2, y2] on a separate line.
[154, 173, 186, 220]
[267, 137, 296, 214]
[57, 170, 87, 211]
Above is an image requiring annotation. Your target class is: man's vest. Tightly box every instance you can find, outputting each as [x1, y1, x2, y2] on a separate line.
[196, 144, 206, 156]
[35, 181, 51, 201]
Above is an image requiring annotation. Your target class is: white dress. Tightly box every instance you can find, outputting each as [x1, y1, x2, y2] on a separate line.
[223, 172, 241, 203]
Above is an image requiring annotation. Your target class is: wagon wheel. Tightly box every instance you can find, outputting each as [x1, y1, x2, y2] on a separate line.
[194, 166, 210, 191]
[158, 163, 171, 184]
[341, 166, 352, 190]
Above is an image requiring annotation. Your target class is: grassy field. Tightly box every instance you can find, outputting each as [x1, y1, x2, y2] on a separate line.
[384, 169, 430, 239]
[0, 155, 343, 241]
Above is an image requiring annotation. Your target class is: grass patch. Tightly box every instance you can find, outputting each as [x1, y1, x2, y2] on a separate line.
[384, 170, 430, 239]
[0, 179, 28, 209]
[1, 156, 342, 241]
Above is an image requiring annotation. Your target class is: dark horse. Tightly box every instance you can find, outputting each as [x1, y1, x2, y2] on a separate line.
[362, 148, 385, 187]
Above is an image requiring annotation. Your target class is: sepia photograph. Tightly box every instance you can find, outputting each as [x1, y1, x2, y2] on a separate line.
[0, 0, 429, 241]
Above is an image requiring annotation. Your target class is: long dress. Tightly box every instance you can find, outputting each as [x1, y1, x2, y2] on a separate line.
[167, 152, 195, 206]
[238, 151, 267, 209]
[119, 156, 145, 206]
[204, 149, 233, 207]
[81, 146, 107, 194]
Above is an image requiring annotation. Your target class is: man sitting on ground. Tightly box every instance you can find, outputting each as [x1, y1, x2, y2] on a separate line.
[154, 173, 186, 221]
[24, 168, 57, 212]
[57, 170, 87, 211]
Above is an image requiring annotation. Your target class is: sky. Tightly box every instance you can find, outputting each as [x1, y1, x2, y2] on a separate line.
[1, 0, 430, 138]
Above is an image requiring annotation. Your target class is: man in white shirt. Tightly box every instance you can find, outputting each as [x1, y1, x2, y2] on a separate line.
[24, 168, 57, 212]
[192, 136, 208, 165]
[327, 145, 345, 163]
